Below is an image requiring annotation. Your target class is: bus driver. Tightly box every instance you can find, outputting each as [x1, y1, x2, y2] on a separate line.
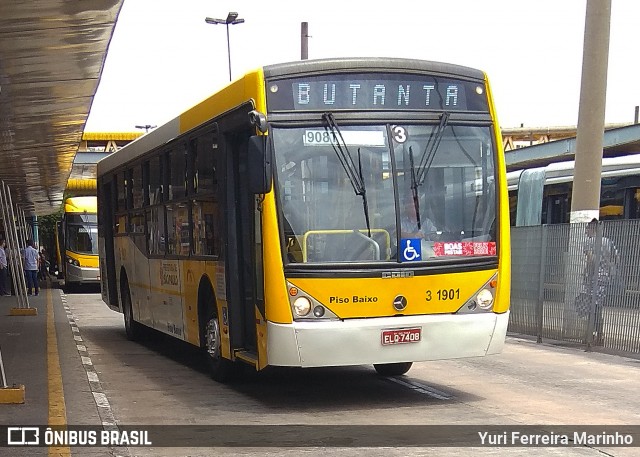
[400, 198, 437, 240]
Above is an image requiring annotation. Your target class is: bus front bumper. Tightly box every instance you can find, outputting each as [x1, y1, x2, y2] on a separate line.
[266, 311, 509, 368]
[66, 264, 100, 285]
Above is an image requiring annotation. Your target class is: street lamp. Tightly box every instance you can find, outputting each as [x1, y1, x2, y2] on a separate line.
[135, 124, 156, 133]
[205, 12, 245, 81]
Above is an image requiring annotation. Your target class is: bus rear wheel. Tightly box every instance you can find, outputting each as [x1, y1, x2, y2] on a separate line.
[373, 362, 413, 376]
[122, 282, 143, 341]
[203, 312, 241, 383]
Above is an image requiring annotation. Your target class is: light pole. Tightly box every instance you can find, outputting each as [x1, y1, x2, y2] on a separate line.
[205, 12, 245, 81]
[135, 124, 156, 133]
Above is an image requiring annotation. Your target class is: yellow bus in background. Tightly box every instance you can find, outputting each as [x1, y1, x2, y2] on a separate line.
[56, 194, 100, 290]
[55, 133, 142, 291]
[97, 58, 510, 382]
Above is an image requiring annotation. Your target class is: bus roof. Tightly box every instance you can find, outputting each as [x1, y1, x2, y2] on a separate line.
[64, 196, 97, 214]
[263, 57, 486, 81]
[66, 178, 96, 193]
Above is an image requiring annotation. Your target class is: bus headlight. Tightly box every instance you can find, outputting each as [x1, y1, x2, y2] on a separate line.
[287, 282, 340, 321]
[293, 296, 312, 316]
[476, 289, 494, 310]
[68, 258, 80, 267]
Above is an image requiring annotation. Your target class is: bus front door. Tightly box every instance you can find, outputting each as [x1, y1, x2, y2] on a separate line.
[224, 128, 259, 358]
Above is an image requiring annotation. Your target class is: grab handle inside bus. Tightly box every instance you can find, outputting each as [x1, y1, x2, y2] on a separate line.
[248, 135, 272, 194]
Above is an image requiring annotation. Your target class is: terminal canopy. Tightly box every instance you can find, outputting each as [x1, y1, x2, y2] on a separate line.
[0, 1, 123, 215]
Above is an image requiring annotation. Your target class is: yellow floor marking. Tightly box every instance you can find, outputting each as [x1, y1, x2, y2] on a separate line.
[47, 287, 70, 456]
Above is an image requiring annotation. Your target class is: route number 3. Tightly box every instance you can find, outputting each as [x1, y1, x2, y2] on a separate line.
[392, 125, 407, 143]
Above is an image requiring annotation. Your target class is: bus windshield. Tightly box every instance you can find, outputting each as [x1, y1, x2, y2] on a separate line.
[66, 213, 98, 255]
[273, 123, 497, 264]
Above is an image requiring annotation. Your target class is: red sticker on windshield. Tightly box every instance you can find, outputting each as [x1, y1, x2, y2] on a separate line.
[432, 242, 496, 256]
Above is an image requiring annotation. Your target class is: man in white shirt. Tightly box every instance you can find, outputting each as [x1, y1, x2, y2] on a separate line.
[0, 239, 8, 296]
[23, 239, 40, 296]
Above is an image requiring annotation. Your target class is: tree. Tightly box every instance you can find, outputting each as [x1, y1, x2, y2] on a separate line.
[38, 210, 62, 263]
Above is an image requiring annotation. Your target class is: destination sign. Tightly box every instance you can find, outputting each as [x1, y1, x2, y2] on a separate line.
[266, 74, 488, 112]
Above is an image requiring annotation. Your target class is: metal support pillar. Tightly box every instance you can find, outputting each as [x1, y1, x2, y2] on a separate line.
[570, 0, 612, 223]
[563, 0, 611, 345]
[301, 22, 309, 60]
[0, 182, 23, 307]
[1, 182, 30, 309]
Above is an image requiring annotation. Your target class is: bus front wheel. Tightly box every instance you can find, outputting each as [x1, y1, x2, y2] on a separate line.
[122, 282, 143, 341]
[373, 362, 413, 376]
[203, 312, 241, 383]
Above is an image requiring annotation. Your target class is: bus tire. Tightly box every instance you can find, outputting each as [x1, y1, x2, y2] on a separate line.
[373, 362, 413, 376]
[121, 280, 143, 341]
[202, 310, 241, 383]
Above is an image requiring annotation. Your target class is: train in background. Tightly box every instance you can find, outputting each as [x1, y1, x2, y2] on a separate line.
[508, 153, 640, 225]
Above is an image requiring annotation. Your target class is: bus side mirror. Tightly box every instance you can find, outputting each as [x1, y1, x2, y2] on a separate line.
[247, 135, 272, 194]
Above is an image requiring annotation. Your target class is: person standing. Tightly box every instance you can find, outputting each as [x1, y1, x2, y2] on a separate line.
[38, 248, 48, 280]
[0, 239, 8, 296]
[23, 239, 40, 296]
[582, 219, 619, 344]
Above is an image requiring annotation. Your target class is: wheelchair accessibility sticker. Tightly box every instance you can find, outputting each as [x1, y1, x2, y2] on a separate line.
[401, 238, 422, 262]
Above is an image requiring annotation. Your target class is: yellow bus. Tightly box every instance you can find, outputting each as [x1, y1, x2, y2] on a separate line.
[97, 58, 510, 382]
[56, 194, 100, 290]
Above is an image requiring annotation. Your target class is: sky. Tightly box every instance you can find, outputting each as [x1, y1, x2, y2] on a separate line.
[84, 0, 640, 132]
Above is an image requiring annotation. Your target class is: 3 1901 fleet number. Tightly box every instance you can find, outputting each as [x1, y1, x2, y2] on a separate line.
[425, 288, 460, 301]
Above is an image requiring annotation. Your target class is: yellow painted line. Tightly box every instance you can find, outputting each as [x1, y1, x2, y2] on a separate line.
[47, 287, 70, 457]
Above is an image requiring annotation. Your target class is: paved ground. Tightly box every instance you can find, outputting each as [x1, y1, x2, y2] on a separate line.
[1, 280, 639, 456]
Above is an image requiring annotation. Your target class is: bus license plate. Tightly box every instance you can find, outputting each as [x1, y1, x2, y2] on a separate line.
[381, 328, 421, 345]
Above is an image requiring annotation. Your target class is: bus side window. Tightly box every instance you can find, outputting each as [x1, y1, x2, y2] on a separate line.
[142, 161, 150, 207]
[132, 164, 143, 209]
[165, 205, 176, 255]
[147, 206, 166, 255]
[149, 155, 163, 205]
[116, 172, 126, 212]
[169, 146, 187, 200]
[192, 200, 218, 257]
[196, 129, 218, 195]
[165, 202, 189, 256]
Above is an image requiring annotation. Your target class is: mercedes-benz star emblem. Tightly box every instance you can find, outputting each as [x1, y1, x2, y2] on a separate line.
[393, 295, 407, 311]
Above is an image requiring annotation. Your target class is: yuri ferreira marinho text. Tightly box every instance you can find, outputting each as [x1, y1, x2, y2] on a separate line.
[478, 431, 634, 446]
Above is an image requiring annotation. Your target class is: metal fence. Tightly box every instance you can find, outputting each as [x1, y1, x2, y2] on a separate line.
[509, 220, 640, 354]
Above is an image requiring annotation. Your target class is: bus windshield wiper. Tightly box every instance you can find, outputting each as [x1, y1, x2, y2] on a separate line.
[408, 146, 422, 230]
[322, 113, 371, 237]
[415, 112, 450, 185]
